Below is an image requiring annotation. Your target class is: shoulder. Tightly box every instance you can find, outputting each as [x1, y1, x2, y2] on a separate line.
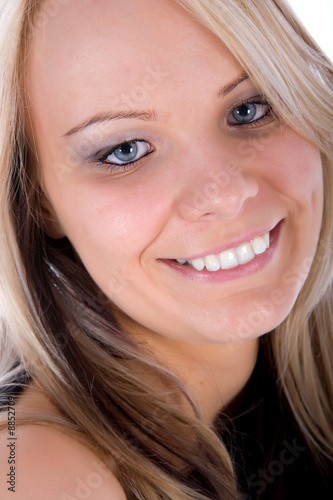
[0, 385, 127, 499]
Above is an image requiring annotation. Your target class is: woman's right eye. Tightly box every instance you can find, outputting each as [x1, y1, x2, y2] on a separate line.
[97, 139, 154, 171]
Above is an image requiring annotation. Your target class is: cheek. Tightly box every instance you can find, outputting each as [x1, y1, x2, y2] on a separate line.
[257, 129, 323, 199]
[260, 130, 323, 258]
[52, 175, 171, 283]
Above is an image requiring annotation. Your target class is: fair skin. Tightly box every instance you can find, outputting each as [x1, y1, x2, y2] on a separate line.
[0, 388, 127, 499]
[1, 0, 323, 497]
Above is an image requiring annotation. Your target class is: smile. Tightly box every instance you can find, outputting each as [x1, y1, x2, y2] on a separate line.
[175, 232, 270, 272]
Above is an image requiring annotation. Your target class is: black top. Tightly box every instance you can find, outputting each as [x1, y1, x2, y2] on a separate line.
[221, 347, 333, 500]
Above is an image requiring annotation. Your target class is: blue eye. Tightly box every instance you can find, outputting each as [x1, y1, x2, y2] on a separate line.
[228, 100, 272, 126]
[98, 140, 153, 167]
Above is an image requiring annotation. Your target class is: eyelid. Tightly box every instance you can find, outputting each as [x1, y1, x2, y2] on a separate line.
[228, 94, 270, 114]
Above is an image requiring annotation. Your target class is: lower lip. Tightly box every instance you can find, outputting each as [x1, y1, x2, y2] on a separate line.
[159, 221, 283, 283]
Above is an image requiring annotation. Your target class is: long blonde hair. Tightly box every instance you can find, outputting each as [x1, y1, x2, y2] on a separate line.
[0, 0, 332, 498]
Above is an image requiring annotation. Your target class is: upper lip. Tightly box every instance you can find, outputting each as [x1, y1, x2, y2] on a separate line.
[170, 221, 280, 261]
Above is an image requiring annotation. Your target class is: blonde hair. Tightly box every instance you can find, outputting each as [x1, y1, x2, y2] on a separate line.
[0, 0, 332, 498]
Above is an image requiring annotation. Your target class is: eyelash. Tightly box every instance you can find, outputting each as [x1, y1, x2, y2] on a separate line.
[94, 97, 274, 173]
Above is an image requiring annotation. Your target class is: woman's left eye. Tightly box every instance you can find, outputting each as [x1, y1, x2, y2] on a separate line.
[98, 140, 153, 167]
[227, 99, 272, 126]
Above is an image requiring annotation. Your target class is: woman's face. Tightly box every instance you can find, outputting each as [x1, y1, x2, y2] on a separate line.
[27, 0, 323, 344]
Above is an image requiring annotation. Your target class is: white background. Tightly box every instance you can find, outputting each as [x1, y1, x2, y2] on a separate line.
[287, 0, 333, 61]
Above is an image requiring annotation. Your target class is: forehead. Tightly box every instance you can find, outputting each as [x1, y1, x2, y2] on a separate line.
[26, 0, 239, 136]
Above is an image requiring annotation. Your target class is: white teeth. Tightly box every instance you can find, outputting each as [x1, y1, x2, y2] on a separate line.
[219, 249, 239, 269]
[175, 230, 271, 272]
[262, 232, 270, 248]
[252, 236, 267, 255]
[191, 257, 205, 271]
[204, 254, 220, 272]
[236, 243, 255, 265]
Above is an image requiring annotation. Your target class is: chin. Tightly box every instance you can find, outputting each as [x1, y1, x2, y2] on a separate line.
[183, 300, 296, 345]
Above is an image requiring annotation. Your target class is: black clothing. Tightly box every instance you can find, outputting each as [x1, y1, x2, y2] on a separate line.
[220, 347, 333, 499]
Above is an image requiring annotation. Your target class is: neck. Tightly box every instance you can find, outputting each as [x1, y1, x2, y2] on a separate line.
[150, 336, 259, 423]
[114, 309, 259, 424]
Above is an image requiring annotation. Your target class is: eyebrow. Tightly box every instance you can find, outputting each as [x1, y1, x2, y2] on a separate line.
[63, 73, 250, 137]
[63, 110, 157, 137]
[218, 72, 249, 97]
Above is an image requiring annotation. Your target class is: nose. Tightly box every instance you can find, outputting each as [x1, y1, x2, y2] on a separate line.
[177, 157, 259, 222]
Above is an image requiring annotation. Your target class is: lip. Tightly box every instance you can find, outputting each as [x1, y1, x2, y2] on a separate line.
[159, 220, 283, 283]
[172, 221, 280, 261]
